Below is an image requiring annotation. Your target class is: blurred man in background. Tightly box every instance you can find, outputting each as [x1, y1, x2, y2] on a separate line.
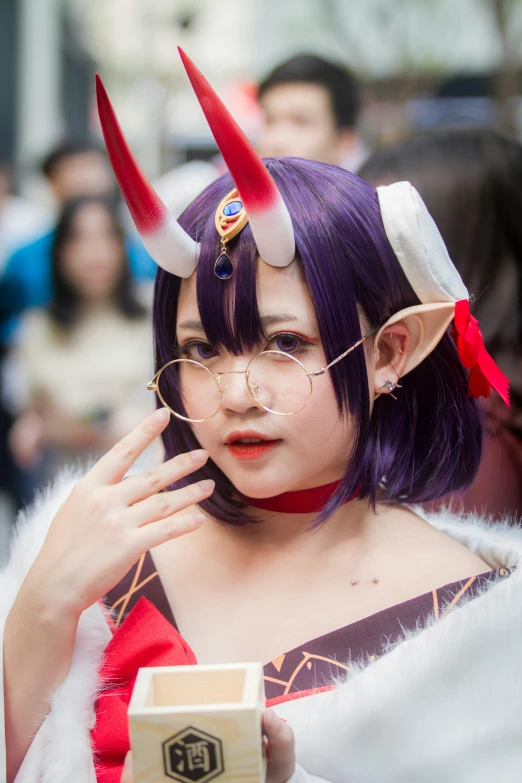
[40, 141, 114, 206]
[257, 53, 367, 170]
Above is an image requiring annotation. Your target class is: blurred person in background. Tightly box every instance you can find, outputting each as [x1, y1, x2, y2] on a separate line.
[359, 128, 522, 519]
[0, 141, 156, 344]
[257, 53, 367, 170]
[0, 161, 50, 535]
[8, 195, 154, 484]
[0, 159, 50, 274]
[40, 141, 115, 206]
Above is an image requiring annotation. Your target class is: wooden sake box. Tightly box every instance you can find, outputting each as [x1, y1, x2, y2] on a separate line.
[128, 662, 266, 783]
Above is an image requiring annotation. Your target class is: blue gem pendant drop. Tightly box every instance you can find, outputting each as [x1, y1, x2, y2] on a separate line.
[214, 238, 233, 279]
[214, 188, 248, 280]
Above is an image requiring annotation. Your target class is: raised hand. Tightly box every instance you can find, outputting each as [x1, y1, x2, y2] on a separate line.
[5, 408, 216, 782]
[22, 406, 214, 618]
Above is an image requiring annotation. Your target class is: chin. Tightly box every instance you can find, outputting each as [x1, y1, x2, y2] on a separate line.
[220, 460, 299, 499]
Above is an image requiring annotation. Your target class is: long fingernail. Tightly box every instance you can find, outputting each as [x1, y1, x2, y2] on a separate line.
[190, 449, 208, 463]
[198, 479, 215, 492]
[154, 407, 170, 422]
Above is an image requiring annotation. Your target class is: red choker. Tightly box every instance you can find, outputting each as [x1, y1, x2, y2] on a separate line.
[242, 481, 349, 513]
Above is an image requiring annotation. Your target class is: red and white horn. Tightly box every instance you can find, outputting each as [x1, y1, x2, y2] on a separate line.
[96, 75, 199, 277]
[178, 48, 295, 268]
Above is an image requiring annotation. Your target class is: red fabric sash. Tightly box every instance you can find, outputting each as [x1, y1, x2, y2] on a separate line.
[92, 598, 196, 782]
[452, 299, 510, 406]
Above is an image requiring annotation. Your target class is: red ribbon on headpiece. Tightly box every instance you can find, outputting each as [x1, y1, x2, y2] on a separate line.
[451, 299, 510, 406]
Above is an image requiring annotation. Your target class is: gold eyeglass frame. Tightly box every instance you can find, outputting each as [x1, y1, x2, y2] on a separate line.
[147, 328, 378, 423]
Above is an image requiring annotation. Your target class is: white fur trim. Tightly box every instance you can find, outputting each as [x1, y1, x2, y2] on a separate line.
[377, 182, 469, 304]
[286, 765, 331, 783]
[0, 470, 111, 783]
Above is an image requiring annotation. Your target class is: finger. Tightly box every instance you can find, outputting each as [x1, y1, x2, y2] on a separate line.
[137, 512, 206, 550]
[263, 710, 296, 783]
[121, 751, 133, 783]
[87, 408, 171, 485]
[130, 480, 215, 527]
[116, 449, 209, 505]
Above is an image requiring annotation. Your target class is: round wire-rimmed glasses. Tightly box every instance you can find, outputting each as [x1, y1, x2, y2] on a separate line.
[147, 328, 377, 423]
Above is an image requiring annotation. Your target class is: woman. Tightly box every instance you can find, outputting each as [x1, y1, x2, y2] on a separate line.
[2, 52, 521, 783]
[359, 128, 522, 517]
[8, 195, 153, 480]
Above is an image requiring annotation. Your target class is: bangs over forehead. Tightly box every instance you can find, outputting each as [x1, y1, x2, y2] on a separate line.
[194, 209, 265, 356]
[175, 167, 336, 358]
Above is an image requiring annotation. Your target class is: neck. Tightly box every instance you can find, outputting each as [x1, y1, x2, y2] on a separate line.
[79, 297, 114, 315]
[220, 494, 369, 552]
[226, 481, 363, 550]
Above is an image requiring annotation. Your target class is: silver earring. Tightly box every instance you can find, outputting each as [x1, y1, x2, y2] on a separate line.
[379, 379, 402, 400]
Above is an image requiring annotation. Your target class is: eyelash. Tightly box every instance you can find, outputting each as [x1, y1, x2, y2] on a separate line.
[174, 333, 316, 361]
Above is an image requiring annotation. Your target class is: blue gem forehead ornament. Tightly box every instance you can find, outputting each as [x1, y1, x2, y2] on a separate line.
[214, 188, 249, 279]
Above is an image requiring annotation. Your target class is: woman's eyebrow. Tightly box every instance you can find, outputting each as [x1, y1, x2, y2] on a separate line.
[177, 319, 205, 332]
[177, 313, 299, 332]
[260, 313, 299, 328]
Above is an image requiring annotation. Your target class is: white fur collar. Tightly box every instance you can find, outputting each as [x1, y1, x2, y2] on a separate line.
[0, 472, 111, 783]
[1, 475, 521, 783]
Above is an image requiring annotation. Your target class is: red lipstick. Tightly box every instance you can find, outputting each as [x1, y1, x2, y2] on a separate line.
[225, 430, 282, 461]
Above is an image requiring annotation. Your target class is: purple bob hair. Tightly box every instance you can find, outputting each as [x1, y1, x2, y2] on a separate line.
[153, 158, 482, 524]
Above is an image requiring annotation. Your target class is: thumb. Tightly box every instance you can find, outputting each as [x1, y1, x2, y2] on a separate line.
[121, 751, 134, 783]
[263, 709, 296, 783]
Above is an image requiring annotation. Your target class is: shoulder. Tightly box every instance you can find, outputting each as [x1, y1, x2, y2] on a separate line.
[7, 230, 54, 264]
[374, 504, 493, 588]
[418, 523, 492, 579]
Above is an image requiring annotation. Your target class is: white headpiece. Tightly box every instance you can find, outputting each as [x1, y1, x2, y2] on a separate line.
[377, 182, 468, 304]
[375, 182, 509, 405]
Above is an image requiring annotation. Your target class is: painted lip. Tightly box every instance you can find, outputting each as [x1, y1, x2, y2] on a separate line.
[224, 430, 282, 461]
[224, 430, 278, 445]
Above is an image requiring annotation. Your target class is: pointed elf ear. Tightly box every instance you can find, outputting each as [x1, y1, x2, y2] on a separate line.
[374, 302, 456, 377]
